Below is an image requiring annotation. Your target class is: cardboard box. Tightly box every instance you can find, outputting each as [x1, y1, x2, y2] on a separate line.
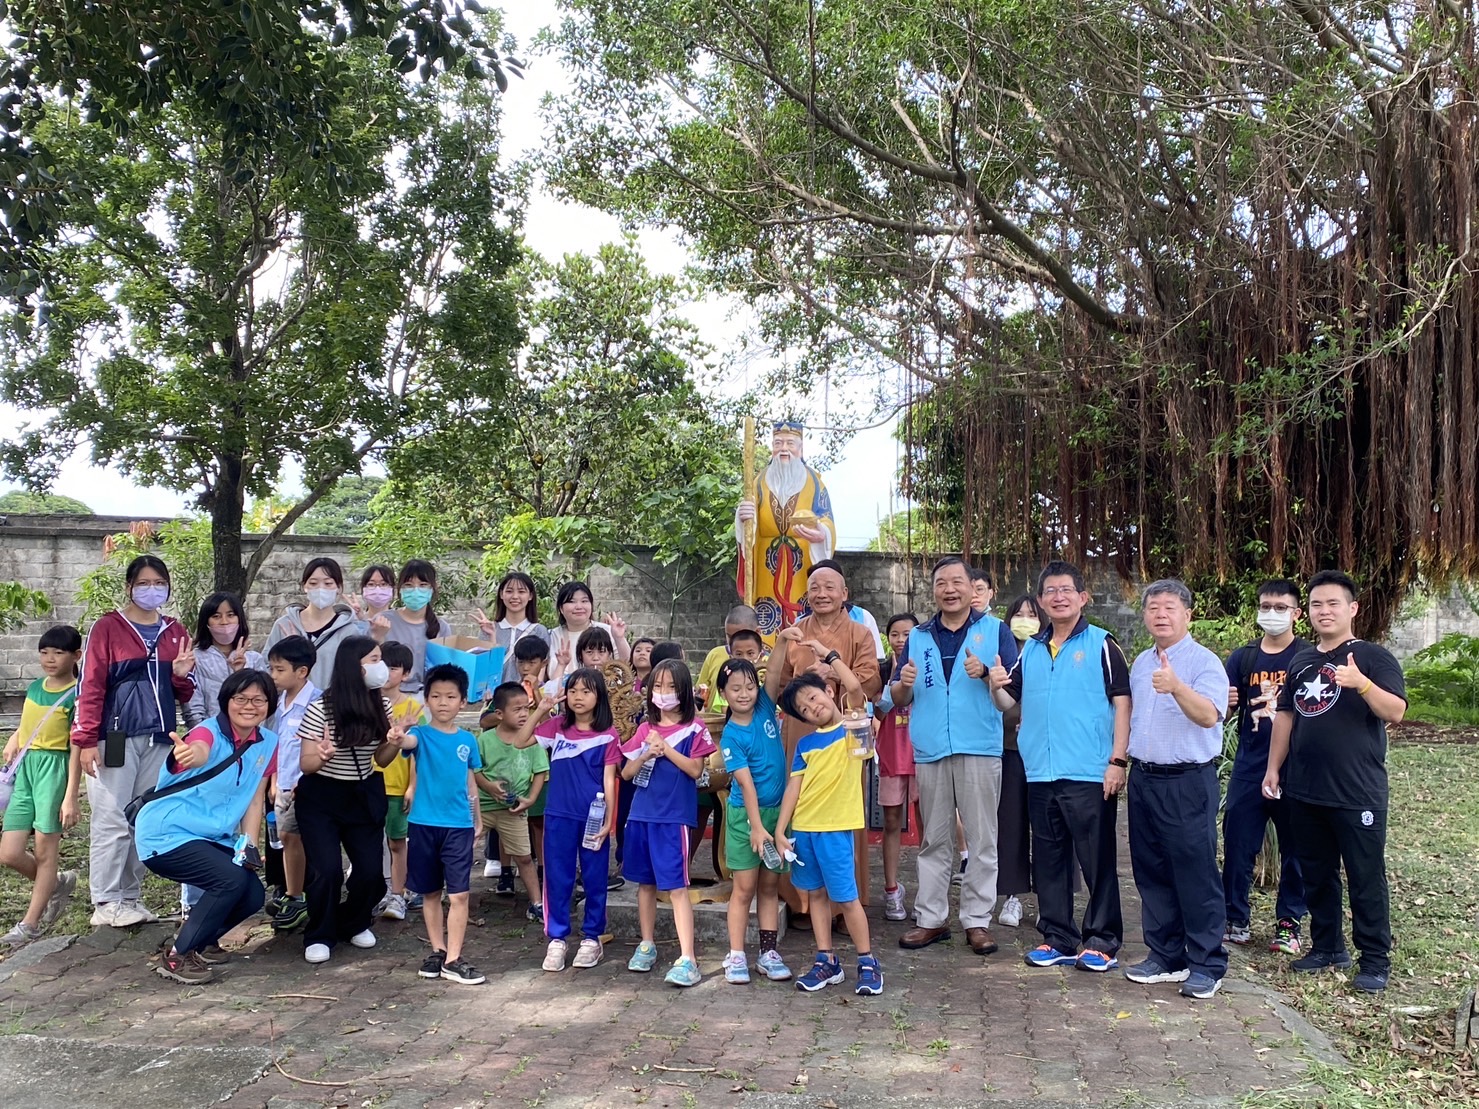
[425, 636, 506, 703]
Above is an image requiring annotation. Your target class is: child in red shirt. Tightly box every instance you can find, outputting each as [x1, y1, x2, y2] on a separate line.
[877, 614, 920, 922]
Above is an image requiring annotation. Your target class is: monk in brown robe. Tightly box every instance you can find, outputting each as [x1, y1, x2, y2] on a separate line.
[771, 559, 882, 923]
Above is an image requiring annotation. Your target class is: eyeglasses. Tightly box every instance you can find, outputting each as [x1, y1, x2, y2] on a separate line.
[1257, 604, 1294, 614]
[231, 696, 270, 708]
[1040, 586, 1079, 597]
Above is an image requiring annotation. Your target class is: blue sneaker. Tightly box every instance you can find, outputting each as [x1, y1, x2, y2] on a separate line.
[628, 941, 658, 972]
[1353, 967, 1388, 993]
[723, 953, 751, 984]
[1123, 958, 1191, 984]
[405, 892, 424, 911]
[1076, 948, 1118, 973]
[757, 949, 793, 981]
[665, 955, 703, 987]
[1290, 949, 1353, 972]
[854, 955, 883, 996]
[1025, 944, 1077, 968]
[796, 952, 845, 992]
[1180, 971, 1222, 999]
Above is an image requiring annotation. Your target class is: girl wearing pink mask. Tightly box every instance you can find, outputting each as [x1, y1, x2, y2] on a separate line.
[186, 593, 266, 725]
[354, 565, 396, 635]
[619, 659, 715, 987]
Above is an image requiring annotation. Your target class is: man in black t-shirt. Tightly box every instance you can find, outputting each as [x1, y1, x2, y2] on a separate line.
[1221, 580, 1309, 955]
[1265, 570, 1407, 993]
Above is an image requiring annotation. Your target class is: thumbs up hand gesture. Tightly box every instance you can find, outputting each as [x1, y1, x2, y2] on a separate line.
[1333, 651, 1366, 689]
[962, 648, 986, 679]
[171, 730, 207, 770]
[1150, 648, 1181, 694]
[988, 655, 1012, 689]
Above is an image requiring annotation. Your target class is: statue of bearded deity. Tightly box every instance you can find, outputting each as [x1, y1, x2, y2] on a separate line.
[735, 421, 838, 642]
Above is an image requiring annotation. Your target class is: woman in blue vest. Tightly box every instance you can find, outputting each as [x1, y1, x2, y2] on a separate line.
[136, 668, 279, 985]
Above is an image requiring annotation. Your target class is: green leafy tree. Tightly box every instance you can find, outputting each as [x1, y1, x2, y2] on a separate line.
[542, 0, 1479, 632]
[0, 490, 91, 515]
[1, 40, 523, 596]
[298, 476, 386, 537]
[0, 580, 51, 632]
[0, 0, 520, 302]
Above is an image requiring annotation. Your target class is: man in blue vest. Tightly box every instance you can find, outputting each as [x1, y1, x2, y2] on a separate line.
[990, 560, 1131, 973]
[890, 556, 1018, 955]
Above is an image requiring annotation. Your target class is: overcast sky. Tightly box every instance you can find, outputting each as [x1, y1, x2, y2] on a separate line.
[0, 1, 905, 549]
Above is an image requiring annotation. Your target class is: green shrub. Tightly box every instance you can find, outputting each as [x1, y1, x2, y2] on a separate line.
[1402, 632, 1479, 725]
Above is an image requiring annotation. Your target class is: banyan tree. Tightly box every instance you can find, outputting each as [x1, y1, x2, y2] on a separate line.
[544, 0, 1479, 631]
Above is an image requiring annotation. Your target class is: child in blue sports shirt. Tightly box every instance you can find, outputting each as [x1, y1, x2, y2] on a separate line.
[394, 663, 484, 986]
[772, 627, 882, 996]
[620, 659, 716, 987]
[717, 654, 793, 984]
[511, 668, 621, 974]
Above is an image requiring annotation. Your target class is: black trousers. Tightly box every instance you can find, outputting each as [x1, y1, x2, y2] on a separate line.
[295, 772, 388, 950]
[1289, 799, 1391, 973]
[145, 841, 264, 955]
[1127, 762, 1228, 977]
[997, 748, 1032, 895]
[1029, 779, 1122, 955]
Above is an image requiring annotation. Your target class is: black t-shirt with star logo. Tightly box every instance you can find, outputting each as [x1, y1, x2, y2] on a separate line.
[1276, 638, 1406, 809]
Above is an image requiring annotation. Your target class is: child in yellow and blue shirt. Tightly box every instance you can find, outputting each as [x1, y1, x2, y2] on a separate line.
[772, 627, 882, 997]
[379, 640, 424, 919]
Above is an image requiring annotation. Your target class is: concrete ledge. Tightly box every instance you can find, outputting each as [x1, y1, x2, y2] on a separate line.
[0, 1034, 273, 1108]
[605, 881, 787, 946]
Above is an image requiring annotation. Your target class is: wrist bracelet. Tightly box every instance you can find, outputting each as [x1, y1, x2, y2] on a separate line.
[1358, 680, 1373, 695]
[823, 651, 841, 665]
[1109, 757, 1129, 769]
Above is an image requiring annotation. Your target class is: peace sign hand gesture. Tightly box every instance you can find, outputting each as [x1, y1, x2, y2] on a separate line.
[172, 640, 196, 679]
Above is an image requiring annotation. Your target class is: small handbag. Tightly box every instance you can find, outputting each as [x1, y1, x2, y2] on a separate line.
[0, 689, 78, 814]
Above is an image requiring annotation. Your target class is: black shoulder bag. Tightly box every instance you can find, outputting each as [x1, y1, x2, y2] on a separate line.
[124, 733, 263, 828]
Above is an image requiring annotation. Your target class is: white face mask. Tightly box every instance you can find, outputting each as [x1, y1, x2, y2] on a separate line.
[363, 661, 390, 689]
[306, 586, 338, 609]
[652, 691, 679, 711]
[1256, 610, 1294, 636]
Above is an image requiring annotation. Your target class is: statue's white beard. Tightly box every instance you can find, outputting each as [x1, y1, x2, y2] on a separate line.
[766, 456, 807, 502]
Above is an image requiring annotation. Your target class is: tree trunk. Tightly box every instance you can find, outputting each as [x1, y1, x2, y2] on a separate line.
[213, 452, 248, 596]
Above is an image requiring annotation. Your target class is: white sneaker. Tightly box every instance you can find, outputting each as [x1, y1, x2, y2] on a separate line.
[380, 893, 407, 921]
[124, 899, 159, 924]
[90, 902, 119, 928]
[42, 871, 77, 928]
[305, 943, 332, 964]
[572, 938, 604, 968]
[349, 929, 376, 949]
[884, 883, 908, 922]
[483, 859, 501, 878]
[999, 895, 1023, 928]
[542, 938, 568, 972]
[111, 901, 149, 927]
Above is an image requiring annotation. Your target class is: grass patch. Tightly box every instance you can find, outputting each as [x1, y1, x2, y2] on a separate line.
[1243, 740, 1479, 1106]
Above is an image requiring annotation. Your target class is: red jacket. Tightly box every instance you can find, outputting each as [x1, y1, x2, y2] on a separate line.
[71, 611, 196, 748]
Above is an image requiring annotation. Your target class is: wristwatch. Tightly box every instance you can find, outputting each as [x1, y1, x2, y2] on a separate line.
[1109, 757, 1129, 769]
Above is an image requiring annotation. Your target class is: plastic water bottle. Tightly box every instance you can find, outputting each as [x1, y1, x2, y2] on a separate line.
[582, 792, 607, 850]
[761, 839, 784, 871]
[266, 810, 282, 850]
[633, 748, 656, 788]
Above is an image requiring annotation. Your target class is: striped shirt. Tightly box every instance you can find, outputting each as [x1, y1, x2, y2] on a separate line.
[1128, 634, 1229, 764]
[298, 696, 394, 782]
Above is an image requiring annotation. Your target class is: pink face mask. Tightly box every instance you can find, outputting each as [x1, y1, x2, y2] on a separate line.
[362, 586, 394, 608]
[652, 692, 680, 711]
[209, 623, 240, 645]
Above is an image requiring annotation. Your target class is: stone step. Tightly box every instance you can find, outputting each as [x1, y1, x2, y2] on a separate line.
[603, 880, 788, 946]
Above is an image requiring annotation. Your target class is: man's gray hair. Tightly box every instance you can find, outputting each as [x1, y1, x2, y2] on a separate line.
[1142, 579, 1194, 608]
[725, 604, 759, 628]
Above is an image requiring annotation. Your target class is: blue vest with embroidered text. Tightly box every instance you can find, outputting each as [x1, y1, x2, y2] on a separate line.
[134, 716, 278, 860]
[905, 617, 1005, 763]
[1016, 624, 1114, 783]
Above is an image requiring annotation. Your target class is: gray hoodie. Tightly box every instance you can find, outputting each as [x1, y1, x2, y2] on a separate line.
[263, 604, 367, 690]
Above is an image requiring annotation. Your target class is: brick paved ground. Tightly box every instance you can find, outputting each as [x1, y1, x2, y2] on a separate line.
[0, 842, 1339, 1108]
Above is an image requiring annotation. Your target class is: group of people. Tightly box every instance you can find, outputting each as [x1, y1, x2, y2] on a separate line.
[0, 547, 1405, 1000]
